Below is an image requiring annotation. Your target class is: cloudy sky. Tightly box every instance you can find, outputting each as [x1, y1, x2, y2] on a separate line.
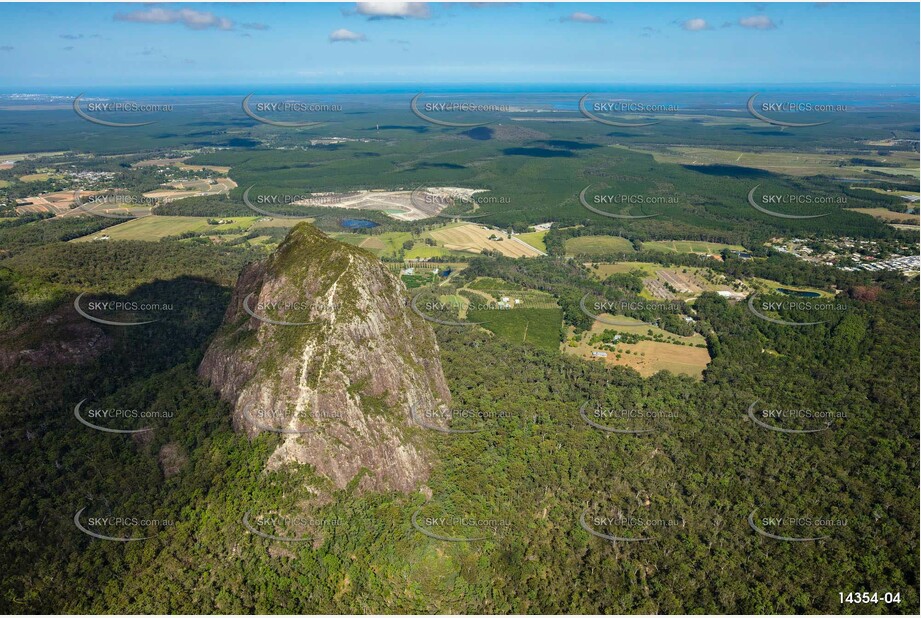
[0, 2, 917, 88]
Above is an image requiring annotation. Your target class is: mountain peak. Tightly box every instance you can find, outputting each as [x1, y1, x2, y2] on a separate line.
[199, 223, 451, 492]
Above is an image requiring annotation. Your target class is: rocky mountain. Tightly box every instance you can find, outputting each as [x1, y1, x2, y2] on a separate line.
[198, 223, 451, 493]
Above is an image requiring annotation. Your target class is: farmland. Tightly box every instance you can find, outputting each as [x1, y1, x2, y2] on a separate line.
[143, 177, 237, 202]
[71, 215, 260, 242]
[847, 207, 920, 225]
[564, 313, 710, 378]
[469, 307, 563, 352]
[569, 338, 712, 378]
[428, 222, 545, 257]
[622, 145, 921, 178]
[0, 75, 917, 615]
[462, 281, 562, 351]
[516, 230, 548, 252]
[641, 239, 746, 254]
[564, 235, 635, 256]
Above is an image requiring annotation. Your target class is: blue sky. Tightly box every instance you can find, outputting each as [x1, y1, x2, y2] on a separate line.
[0, 2, 917, 88]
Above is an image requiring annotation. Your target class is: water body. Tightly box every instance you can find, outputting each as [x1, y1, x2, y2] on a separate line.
[777, 288, 821, 298]
[341, 219, 379, 230]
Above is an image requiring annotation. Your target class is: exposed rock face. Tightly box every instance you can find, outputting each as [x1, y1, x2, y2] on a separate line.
[198, 223, 451, 492]
[0, 306, 113, 371]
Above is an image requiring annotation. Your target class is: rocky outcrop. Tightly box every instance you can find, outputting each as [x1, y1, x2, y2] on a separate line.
[198, 223, 451, 493]
[0, 306, 113, 371]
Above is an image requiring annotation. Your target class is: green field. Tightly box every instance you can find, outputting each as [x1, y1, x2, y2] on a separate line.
[580, 316, 707, 344]
[467, 276, 524, 291]
[751, 277, 833, 298]
[468, 307, 563, 352]
[622, 145, 921, 178]
[0, 151, 68, 161]
[641, 240, 746, 254]
[564, 235, 635, 256]
[332, 228, 475, 260]
[584, 262, 660, 277]
[250, 217, 313, 229]
[72, 215, 259, 242]
[18, 172, 59, 182]
[401, 272, 439, 289]
[460, 279, 563, 351]
[517, 230, 548, 252]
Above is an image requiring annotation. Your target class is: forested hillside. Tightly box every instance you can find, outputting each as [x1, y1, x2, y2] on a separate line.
[0, 234, 916, 613]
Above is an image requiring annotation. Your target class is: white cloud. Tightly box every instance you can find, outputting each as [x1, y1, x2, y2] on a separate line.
[355, 2, 430, 19]
[739, 15, 777, 29]
[330, 28, 368, 43]
[681, 18, 711, 31]
[114, 8, 234, 31]
[560, 12, 607, 24]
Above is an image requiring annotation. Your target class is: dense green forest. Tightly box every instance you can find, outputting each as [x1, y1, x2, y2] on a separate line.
[0, 227, 917, 613]
[0, 88, 917, 614]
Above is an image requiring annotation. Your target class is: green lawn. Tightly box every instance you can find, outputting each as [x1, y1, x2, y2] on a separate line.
[564, 235, 635, 256]
[641, 240, 745, 254]
[72, 215, 259, 242]
[468, 307, 563, 352]
[517, 230, 548, 252]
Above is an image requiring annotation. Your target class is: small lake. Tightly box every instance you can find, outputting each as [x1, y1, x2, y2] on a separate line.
[777, 288, 821, 298]
[341, 219, 379, 229]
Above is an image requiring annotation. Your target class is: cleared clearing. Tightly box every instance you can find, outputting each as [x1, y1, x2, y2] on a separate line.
[847, 208, 920, 224]
[642, 239, 746, 254]
[517, 230, 548, 252]
[143, 177, 236, 202]
[619, 145, 920, 178]
[72, 216, 258, 242]
[565, 235, 635, 256]
[428, 223, 544, 258]
[133, 157, 231, 174]
[282, 187, 493, 222]
[566, 335, 710, 378]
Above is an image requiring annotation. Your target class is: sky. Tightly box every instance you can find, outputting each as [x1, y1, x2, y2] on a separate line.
[0, 2, 918, 89]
